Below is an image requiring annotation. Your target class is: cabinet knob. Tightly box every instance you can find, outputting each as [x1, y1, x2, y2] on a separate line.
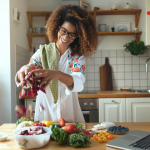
[84, 102, 88, 106]
[112, 100, 115, 102]
[90, 102, 94, 106]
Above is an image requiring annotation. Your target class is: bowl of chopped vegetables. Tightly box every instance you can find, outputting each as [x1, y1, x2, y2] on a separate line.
[13, 126, 52, 149]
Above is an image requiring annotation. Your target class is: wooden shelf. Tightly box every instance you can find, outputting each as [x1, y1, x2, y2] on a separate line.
[97, 31, 142, 42]
[27, 33, 49, 51]
[89, 9, 141, 15]
[27, 11, 53, 28]
[97, 31, 141, 35]
[27, 11, 53, 17]
[27, 9, 142, 51]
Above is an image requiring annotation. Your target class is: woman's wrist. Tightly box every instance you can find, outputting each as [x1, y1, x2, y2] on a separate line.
[57, 70, 62, 80]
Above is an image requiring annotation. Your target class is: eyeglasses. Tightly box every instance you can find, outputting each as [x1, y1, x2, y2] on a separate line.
[59, 27, 78, 40]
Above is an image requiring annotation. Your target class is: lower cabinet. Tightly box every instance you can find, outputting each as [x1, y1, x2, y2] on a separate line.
[126, 98, 150, 122]
[99, 98, 126, 122]
[99, 97, 150, 122]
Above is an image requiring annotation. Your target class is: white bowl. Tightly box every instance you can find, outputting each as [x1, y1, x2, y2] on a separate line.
[0, 134, 8, 141]
[13, 126, 52, 149]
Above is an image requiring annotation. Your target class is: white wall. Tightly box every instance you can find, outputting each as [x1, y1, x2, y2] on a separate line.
[30, 0, 139, 49]
[29, 0, 63, 45]
[10, 0, 31, 123]
[145, 0, 150, 45]
[0, 0, 11, 125]
[16, 45, 31, 109]
[137, 0, 146, 44]
[85, 0, 138, 50]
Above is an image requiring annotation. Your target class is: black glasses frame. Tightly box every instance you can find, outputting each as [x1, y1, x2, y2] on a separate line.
[59, 27, 78, 40]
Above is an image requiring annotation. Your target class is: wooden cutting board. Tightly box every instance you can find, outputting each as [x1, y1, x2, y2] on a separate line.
[100, 57, 113, 91]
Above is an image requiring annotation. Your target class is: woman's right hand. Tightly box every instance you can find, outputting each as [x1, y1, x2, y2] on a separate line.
[17, 65, 32, 85]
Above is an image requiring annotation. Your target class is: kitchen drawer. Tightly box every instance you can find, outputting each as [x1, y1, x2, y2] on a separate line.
[25, 99, 36, 113]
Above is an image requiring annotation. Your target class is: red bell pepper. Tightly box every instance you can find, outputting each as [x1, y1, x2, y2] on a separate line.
[34, 122, 46, 127]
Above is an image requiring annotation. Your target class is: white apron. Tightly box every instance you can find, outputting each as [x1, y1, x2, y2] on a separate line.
[28, 46, 86, 123]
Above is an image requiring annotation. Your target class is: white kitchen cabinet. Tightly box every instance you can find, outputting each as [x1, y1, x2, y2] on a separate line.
[126, 98, 150, 122]
[99, 98, 126, 122]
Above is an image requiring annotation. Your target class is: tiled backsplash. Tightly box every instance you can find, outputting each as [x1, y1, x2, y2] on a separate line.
[82, 47, 150, 94]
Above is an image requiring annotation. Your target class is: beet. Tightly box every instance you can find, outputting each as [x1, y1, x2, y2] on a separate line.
[20, 130, 29, 135]
[16, 105, 27, 117]
[19, 72, 46, 99]
[19, 89, 26, 99]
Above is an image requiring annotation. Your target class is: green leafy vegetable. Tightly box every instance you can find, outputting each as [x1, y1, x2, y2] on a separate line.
[68, 132, 91, 147]
[52, 127, 68, 145]
[75, 122, 83, 131]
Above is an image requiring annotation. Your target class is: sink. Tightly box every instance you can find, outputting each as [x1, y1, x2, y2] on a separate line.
[129, 90, 150, 93]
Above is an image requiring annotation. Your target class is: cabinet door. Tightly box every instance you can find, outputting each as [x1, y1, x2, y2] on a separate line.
[99, 98, 126, 122]
[126, 98, 150, 122]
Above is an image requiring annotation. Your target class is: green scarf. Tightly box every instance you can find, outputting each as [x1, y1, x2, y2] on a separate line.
[40, 43, 58, 104]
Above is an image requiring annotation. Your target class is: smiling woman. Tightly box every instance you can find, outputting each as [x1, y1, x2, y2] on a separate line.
[15, 5, 98, 123]
[46, 5, 98, 57]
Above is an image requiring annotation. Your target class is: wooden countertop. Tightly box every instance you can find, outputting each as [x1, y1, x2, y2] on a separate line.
[0, 122, 150, 150]
[78, 90, 150, 98]
[23, 90, 150, 99]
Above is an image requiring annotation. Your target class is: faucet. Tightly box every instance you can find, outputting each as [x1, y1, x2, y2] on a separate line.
[146, 58, 150, 73]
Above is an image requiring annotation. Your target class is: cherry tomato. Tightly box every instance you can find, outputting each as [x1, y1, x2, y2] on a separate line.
[107, 134, 113, 140]
[100, 131, 103, 135]
[105, 131, 110, 136]
[34, 122, 46, 127]
[98, 136, 102, 140]
[102, 134, 107, 137]
[59, 118, 65, 127]
[93, 134, 97, 139]
[98, 138, 103, 143]
[102, 137, 107, 143]
[95, 135, 99, 140]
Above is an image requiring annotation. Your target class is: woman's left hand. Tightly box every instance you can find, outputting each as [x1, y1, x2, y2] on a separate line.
[32, 69, 60, 89]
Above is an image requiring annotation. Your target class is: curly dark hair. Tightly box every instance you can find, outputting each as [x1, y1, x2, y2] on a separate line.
[45, 5, 98, 58]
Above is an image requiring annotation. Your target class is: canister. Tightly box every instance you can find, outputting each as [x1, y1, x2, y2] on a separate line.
[98, 24, 106, 32]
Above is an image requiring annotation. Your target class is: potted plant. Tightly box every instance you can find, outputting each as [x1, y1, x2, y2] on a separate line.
[123, 40, 148, 56]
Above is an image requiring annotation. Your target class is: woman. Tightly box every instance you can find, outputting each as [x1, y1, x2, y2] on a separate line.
[15, 5, 98, 123]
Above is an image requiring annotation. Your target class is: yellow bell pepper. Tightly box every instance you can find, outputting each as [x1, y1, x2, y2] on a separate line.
[42, 120, 54, 127]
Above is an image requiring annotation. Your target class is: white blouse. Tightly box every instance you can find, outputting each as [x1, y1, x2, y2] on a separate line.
[15, 45, 86, 123]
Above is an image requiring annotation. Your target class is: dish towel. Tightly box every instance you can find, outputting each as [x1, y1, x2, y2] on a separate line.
[40, 42, 58, 104]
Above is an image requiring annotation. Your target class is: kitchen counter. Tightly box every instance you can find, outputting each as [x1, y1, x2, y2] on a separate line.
[0, 122, 150, 150]
[23, 90, 150, 99]
[78, 90, 150, 98]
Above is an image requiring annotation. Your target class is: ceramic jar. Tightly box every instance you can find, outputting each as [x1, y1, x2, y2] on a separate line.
[124, 3, 132, 9]
[98, 24, 106, 32]
[111, 4, 118, 10]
